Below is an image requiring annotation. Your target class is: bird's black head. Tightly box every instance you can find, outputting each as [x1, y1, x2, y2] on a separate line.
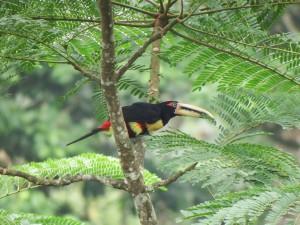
[158, 101, 179, 124]
[158, 101, 215, 125]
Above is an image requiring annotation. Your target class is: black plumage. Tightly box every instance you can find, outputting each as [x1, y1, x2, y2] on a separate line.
[122, 101, 177, 124]
[67, 101, 214, 146]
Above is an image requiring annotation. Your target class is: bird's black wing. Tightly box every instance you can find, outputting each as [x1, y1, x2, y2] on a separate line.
[122, 102, 161, 123]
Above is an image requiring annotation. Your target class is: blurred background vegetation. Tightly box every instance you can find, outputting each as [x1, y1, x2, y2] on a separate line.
[0, 5, 299, 225]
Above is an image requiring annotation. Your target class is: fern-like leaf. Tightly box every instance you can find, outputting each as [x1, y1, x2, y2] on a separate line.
[208, 89, 300, 144]
[146, 131, 300, 195]
[0, 153, 162, 198]
[179, 185, 300, 225]
[162, 1, 300, 93]
[92, 88, 109, 121]
[0, 209, 84, 225]
[117, 77, 147, 99]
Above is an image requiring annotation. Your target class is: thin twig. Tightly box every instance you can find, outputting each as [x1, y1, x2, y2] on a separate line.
[145, 0, 159, 8]
[32, 16, 100, 23]
[159, 0, 164, 13]
[178, 3, 202, 23]
[112, 1, 157, 17]
[179, 0, 183, 18]
[118, 19, 155, 23]
[115, 21, 153, 28]
[146, 163, 198, 192]
[163, 0, 171, 17]
[32, 16, 153, 28]
[170, 0, 179, 8]
[70, 61, 101, 83]
[0, 167, 127, 190]
[0, 55, 67, 64]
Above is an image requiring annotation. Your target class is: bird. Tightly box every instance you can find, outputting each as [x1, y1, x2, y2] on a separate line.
[66, 101, 214, 146]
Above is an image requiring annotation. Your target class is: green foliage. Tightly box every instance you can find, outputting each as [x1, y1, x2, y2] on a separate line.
[147, 131, 300, 224]
[1, 0, 300, 224]
[163, 2, 300, 94]
[58, 77, 91, 102]
[118, 77, 147, 99]
[0, 153, 162, 199]
[208, 89, 300, 144]
[93, 77, 147, 121]
[92, 88, 109, 121]
[146, 131, 300, 196]
[0, 208, 84, 225]
[179, 186, 300, 225]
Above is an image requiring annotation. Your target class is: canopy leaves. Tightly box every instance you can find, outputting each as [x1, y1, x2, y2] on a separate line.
[1, 0, 300, 224]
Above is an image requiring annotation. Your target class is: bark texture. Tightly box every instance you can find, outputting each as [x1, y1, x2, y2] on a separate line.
[147, 14, 168, 102]
[98, 1, 158, 224]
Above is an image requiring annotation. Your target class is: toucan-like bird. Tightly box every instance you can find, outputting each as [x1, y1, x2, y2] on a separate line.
[66, 101, 214, 146]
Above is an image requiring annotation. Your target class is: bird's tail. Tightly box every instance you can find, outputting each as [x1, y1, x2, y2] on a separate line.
[66, 128, 102, 146]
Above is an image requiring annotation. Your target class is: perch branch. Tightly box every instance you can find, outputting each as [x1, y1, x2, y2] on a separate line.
[0, 167, 127, 190]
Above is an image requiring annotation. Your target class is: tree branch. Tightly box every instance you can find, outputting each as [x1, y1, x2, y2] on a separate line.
[159, 0, 164, 13]
[146, 163, 198, 192]
[98, 1, 159, 224]
[70, 60, 102, 83]
[31, 16, 101, 23]
[0, 167, 127, 190]
[116, 18, 179, 80]
[32, 16, 154, 27]
[0, 55, 67, 64]
[115, 21, 153, 28]
[163, 0, 172, 17]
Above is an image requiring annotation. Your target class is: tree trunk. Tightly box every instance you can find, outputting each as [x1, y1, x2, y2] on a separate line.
[98, 1, 159, 224]
[147, 14, 167, 103]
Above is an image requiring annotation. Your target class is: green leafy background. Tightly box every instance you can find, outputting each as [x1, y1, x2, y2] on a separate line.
[1, 1, 300, 225]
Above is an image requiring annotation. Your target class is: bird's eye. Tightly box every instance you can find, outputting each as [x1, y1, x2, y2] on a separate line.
[167, 102, 177, 108]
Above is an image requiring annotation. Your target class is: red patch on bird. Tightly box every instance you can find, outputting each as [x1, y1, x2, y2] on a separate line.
[99, 121, 111, 130]
[135, 122, 143, 128]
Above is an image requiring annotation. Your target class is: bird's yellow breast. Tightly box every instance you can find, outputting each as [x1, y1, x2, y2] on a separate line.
[128, 122, 144, 135]
[146, 120, 164, 131]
